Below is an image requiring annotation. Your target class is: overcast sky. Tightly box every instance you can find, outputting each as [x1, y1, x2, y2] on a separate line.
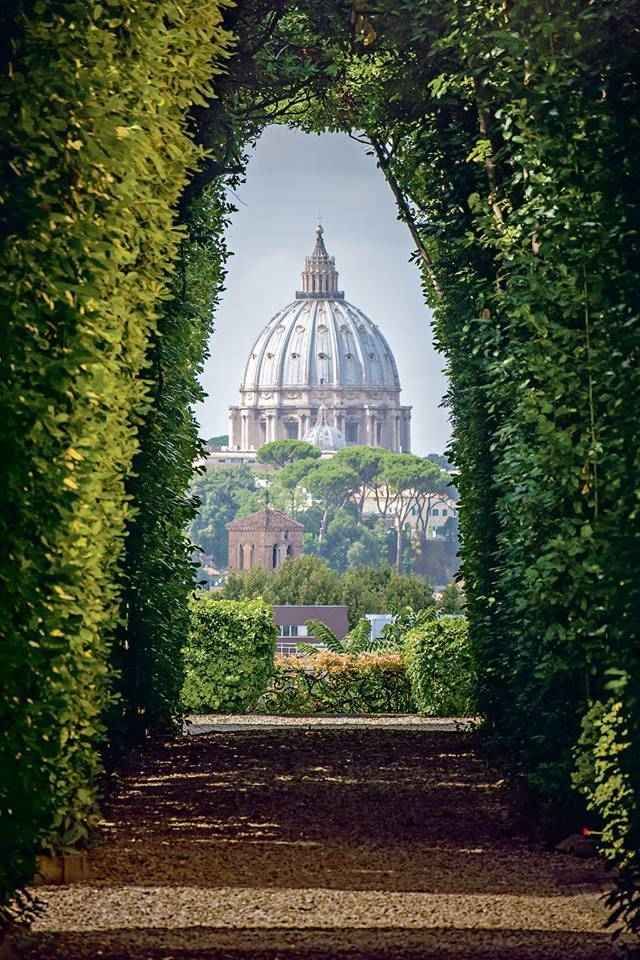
[195, 125, 451, 456]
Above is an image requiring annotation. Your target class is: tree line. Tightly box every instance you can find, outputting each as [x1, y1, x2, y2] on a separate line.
[190, 440, 457, 573]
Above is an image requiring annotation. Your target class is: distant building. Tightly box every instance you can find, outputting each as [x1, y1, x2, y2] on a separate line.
[198, 448, 261, 469]
[366, 613, 394, 639]
[228, 225, 411, 453]
[226, 507, 304, 572]
[361, 486, 458, 537]
[273, 604, 349, 657]
[303, 403, 346, 454]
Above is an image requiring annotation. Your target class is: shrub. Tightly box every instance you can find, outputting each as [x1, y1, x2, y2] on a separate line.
[405, 616, 476, 717]
[261, 652, 414, 714]
[182, 596, 277, 713]
[573, 698, 640, 931]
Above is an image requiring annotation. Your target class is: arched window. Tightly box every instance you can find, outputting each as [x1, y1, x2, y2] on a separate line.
[272, 544, 280, 569]
[239, 544, 244, 569]
[249, 544, 254, 568]
[287, 544, 294, 557]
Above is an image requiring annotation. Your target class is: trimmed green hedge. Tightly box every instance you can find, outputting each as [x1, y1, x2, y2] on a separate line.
[405, 616, 476, 717]
[182, 597, 277, 713]
[0, 0, 231, 913]
[109, 185, 232, 752]
[261, 652, 414, 715]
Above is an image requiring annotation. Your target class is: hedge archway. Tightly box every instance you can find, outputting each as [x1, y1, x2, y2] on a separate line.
[1, 0, 639, 931]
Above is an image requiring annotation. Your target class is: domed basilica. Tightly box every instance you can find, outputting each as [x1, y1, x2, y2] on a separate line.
[228, 226, 411, 453]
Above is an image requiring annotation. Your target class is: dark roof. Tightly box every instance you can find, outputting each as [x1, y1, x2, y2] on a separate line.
[225, 507, 304, 533]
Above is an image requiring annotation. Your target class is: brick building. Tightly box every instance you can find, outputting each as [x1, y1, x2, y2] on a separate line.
[226, 507, 304, 572]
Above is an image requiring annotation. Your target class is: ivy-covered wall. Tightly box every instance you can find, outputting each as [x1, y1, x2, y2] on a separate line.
[268, 0, 640, 928]
[0, 0, 231, 909]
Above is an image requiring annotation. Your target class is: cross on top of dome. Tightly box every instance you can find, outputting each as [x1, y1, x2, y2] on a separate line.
[297, 225, 345, 300]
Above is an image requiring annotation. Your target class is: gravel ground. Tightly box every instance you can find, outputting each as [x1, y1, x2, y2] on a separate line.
[183, 714, 474, 733]
[10, 721, 635, 959]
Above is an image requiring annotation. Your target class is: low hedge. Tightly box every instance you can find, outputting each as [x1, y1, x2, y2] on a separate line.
[404, 615, 476, 716]
[261, 652, 414, 714]
[181, 596, 277, 713]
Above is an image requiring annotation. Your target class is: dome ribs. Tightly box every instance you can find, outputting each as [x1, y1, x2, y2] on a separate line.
[230, 225, 411, 453]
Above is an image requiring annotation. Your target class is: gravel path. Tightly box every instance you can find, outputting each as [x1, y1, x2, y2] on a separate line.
[11, 721, 632, 959]
[184, 714, 473, 733]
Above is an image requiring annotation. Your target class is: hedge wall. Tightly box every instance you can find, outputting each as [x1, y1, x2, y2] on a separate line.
[322, 0, 640, 929]
[405, 616, 475, 718]
[108, 185, 232, 753]
[182, 596, 277, 713]
[0, 0, 231, 911]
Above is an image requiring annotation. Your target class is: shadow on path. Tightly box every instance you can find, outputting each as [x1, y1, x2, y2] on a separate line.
[14, 724, 627, 959]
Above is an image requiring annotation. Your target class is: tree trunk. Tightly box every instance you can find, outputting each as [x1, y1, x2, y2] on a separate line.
[319, 507, 329, 542]
[369, 134, 443, 300]
[395, 518, 403, 570]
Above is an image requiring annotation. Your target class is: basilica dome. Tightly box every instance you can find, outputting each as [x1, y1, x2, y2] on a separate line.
[241, 228, 400, 394]
[229, 226, 411, 453]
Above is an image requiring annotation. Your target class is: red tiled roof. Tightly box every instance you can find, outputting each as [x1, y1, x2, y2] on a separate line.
[225, 507, 304, 532]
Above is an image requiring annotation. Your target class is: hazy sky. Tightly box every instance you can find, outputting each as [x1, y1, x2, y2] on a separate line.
[196, 125, 451, 456]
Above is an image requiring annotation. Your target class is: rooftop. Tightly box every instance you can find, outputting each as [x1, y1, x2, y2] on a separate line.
[225, 507, 305, 532]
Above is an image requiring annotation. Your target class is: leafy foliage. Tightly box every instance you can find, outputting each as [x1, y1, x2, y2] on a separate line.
[300, 616, 395, 656]
[379, 454, 445, 569]
[405, 616, 476, 718]
[220, 556, 435, 628]
[303, 458, 360, 539]
[190, 466, 259, 568]
[312, 508, 389, 573]
[257, 439, 320, 468]
[574, 697, 640, 932]
[0, 0, 231, 910]
[261, 652, 413, 715]
[109, 186, 232, 752]
[287, 0, 640, 928]
[437, 582, 466, 616]
[221, 554, 342, 606]
[340, 566, 435, 627]
[182, 596, 277, 713]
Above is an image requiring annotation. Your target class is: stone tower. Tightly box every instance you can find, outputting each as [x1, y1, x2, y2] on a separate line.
[226, 507, 304, 572]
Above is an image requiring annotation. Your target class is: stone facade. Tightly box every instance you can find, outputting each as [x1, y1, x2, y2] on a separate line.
[226, 507, 304, 572]
[229, 226, 412, 453]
